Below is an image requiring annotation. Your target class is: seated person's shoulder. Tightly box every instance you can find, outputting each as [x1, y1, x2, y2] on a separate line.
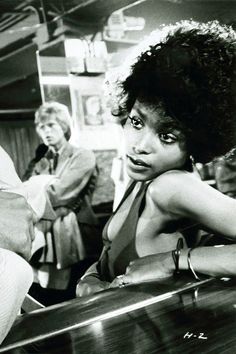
[0, 146, 22, 187]
[148, 169, 197, 210]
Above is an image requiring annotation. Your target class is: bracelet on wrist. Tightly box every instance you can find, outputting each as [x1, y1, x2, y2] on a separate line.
[172, 238, 184, 276]
[187, 248, 201, 281]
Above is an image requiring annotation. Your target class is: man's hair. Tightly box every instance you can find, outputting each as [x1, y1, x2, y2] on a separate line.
[115, 21, 236, 163]
[35, 101, 71, 141]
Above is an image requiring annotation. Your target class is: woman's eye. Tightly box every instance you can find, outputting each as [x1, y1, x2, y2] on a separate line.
[159, 133, 177, 144]
[128, 116, 144, 130]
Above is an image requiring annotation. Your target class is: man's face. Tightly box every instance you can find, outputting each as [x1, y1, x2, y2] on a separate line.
[36, 114, 65, 148]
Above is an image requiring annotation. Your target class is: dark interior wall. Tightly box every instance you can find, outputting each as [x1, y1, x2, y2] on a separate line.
[0, 120, 39, 179]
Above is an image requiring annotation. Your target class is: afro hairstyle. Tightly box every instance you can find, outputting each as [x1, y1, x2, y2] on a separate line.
[115, 20, 236, 163]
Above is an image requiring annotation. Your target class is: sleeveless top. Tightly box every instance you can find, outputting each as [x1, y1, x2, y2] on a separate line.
[97, 181, 151, 282]
[96, 179, 200, 282]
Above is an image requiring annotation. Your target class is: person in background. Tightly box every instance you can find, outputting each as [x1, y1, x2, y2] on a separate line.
[212, 149, 236, 198]
[197, 150, 236, 197]
[24, 102, 99, 302]
[77, 20, 236, 296]
[0, 146, 34, 343]
[197, 150, 236, 247]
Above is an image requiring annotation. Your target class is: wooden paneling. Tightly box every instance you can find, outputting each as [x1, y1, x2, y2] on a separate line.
[0, 120, 40, 179]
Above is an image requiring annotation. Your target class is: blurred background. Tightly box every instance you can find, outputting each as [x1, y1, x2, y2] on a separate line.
[0, 0, 235, 208]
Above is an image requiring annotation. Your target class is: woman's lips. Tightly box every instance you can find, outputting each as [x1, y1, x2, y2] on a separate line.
[127, 155, 151, 168]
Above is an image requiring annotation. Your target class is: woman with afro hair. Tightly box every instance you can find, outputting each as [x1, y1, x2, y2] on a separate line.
[77, 20, 236, 296]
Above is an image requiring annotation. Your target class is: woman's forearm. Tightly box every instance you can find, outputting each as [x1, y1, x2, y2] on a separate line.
[179, 245, 236, 277]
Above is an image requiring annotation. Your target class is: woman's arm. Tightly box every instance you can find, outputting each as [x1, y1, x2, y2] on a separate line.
[179, 245, 236, 277]
[152, 170, 236, 239]
[110, 244, 236, 287]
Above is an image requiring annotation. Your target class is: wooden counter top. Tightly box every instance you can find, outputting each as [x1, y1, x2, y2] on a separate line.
[1, 276, 236, 353]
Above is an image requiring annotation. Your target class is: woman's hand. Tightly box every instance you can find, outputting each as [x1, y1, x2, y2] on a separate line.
[110, 252, 175, 288]
[76, 276, 110, 297]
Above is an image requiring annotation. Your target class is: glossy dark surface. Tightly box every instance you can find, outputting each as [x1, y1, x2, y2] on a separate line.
[1, 276, 236, 353]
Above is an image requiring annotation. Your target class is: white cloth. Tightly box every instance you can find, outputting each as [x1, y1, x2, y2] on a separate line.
[0, 248, 33, 344]
[22, 175, 57, 219]
[0, 146, 22, 189]
[0, 146, 56, 220]
[0, 147, 51, 343]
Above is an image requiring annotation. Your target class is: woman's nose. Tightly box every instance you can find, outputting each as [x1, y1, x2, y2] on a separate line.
[132, 132, 154, 155]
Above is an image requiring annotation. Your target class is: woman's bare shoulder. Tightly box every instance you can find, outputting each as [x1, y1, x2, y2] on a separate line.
[150, 169, 197, 191]
[148, 170, 200, 210]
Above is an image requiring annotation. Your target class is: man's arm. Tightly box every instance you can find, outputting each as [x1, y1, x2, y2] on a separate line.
[0, 191, 35, 261]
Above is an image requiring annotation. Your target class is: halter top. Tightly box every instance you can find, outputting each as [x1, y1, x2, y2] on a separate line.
[97, 181, 151, 281]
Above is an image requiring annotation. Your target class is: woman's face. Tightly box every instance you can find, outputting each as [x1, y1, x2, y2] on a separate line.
[37, 114, 65, 149]
[124, 100, 188, 181]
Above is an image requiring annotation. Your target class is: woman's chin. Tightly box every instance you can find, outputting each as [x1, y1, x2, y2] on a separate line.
[126, 168, 153, 181]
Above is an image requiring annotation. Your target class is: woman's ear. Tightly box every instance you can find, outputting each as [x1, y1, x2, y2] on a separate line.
[184, 155, 194, 172]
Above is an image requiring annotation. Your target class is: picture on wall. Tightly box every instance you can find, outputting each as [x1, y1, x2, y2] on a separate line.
[81, 94, 104, 126]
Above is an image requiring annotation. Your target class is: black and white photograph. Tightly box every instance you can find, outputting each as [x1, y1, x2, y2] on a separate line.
[0, 0, 236, 353]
